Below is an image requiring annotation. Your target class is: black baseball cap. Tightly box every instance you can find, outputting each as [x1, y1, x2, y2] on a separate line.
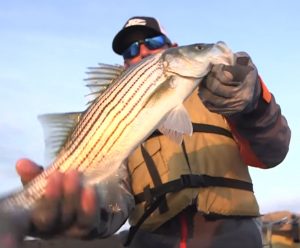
[112, 16, 171, 55]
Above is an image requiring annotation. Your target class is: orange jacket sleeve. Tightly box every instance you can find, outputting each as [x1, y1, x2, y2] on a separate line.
[226, 77, 290, 169]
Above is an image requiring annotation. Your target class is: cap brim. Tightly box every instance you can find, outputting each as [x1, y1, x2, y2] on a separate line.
[112, 26, 163, 55]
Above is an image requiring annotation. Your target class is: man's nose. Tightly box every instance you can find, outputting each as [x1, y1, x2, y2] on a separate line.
[139, 44, 151, 58]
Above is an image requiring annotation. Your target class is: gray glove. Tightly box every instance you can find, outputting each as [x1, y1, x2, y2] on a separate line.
[198, 52, 261, 116]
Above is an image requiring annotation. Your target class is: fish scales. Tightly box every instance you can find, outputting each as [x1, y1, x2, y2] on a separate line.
[63, 54, 163, 172]
[61, 54, 160, 169]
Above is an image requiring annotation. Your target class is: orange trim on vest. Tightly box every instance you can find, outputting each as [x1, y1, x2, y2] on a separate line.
[259, 76, 272, 103]
[227, 121, 267, 169]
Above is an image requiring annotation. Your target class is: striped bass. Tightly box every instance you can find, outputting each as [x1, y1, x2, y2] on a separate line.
[0, 42, 234, 242]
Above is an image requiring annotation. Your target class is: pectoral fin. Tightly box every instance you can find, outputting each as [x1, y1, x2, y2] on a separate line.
[158, 104, 193, 144]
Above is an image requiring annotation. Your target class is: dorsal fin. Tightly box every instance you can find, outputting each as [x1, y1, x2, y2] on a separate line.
[84, 63, 124, 106]
[38, 112, 82, 164]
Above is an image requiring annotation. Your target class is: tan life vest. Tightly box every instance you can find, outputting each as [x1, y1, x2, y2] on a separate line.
[127, 89, 260, 231]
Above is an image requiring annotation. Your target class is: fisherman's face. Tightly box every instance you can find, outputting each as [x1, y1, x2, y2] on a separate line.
[124, 43, 169, 68]
[121, 34, 176, 68]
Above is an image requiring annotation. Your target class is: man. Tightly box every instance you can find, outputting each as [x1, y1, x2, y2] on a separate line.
[14, 16, 290, 248]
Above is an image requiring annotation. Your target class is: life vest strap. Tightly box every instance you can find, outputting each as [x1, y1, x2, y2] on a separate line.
[141, 145, 169, 214]
[134, 174, 253, 205]
[148, 123, 234, 140]
[125, 174, 253, 246]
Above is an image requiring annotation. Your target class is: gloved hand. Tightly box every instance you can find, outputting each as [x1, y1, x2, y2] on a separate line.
[198, 52, 261, 116]
[15, 159, 99, 238]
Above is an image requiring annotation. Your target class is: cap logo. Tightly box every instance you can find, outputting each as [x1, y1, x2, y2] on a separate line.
[125, 18, 147, 27]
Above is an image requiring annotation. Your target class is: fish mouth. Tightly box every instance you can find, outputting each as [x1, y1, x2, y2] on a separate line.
[215, 41, 230, 53]
[214, 41, 234, 65]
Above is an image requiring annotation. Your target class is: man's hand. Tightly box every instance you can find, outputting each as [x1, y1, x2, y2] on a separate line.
[198, 52, 261, 116]
[15, 159, 99, 238]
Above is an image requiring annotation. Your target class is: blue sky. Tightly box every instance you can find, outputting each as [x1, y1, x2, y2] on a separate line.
[0, 0, 299, 215]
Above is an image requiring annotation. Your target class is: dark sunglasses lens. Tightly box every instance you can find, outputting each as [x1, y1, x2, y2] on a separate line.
[145, 36, 166, 50]
[123, 42, 140, 59]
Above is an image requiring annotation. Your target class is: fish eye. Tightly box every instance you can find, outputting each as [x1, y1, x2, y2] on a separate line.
[195, 45, 205, 50]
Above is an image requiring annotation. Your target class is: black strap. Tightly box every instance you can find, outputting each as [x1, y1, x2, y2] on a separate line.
[124, 195, 166, 246]
[124, 174, 253, 246]
[140, 145, 169, 213]
[148, 123, 233, 140]
[134, 174, 253, 204]
[292, 214, 300, 242]
[192, 123, 233, 139]
[181, 141, 192, 173]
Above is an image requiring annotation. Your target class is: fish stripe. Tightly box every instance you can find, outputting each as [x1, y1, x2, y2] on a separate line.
[62, 55, 159, 157]
[74, 57, 162, 171]
[51, 55, 162, 174]
[78, 68, 165, 172]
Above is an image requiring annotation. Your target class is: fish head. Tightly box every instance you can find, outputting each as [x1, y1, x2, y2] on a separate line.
[162, 41, 234, 78]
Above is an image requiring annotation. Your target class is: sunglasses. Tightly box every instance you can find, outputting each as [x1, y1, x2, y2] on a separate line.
[122, 35, 171, 59]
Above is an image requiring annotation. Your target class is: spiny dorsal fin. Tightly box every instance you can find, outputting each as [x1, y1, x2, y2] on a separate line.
[38, 112, 82, 164]
[84, 63, 124, 106]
